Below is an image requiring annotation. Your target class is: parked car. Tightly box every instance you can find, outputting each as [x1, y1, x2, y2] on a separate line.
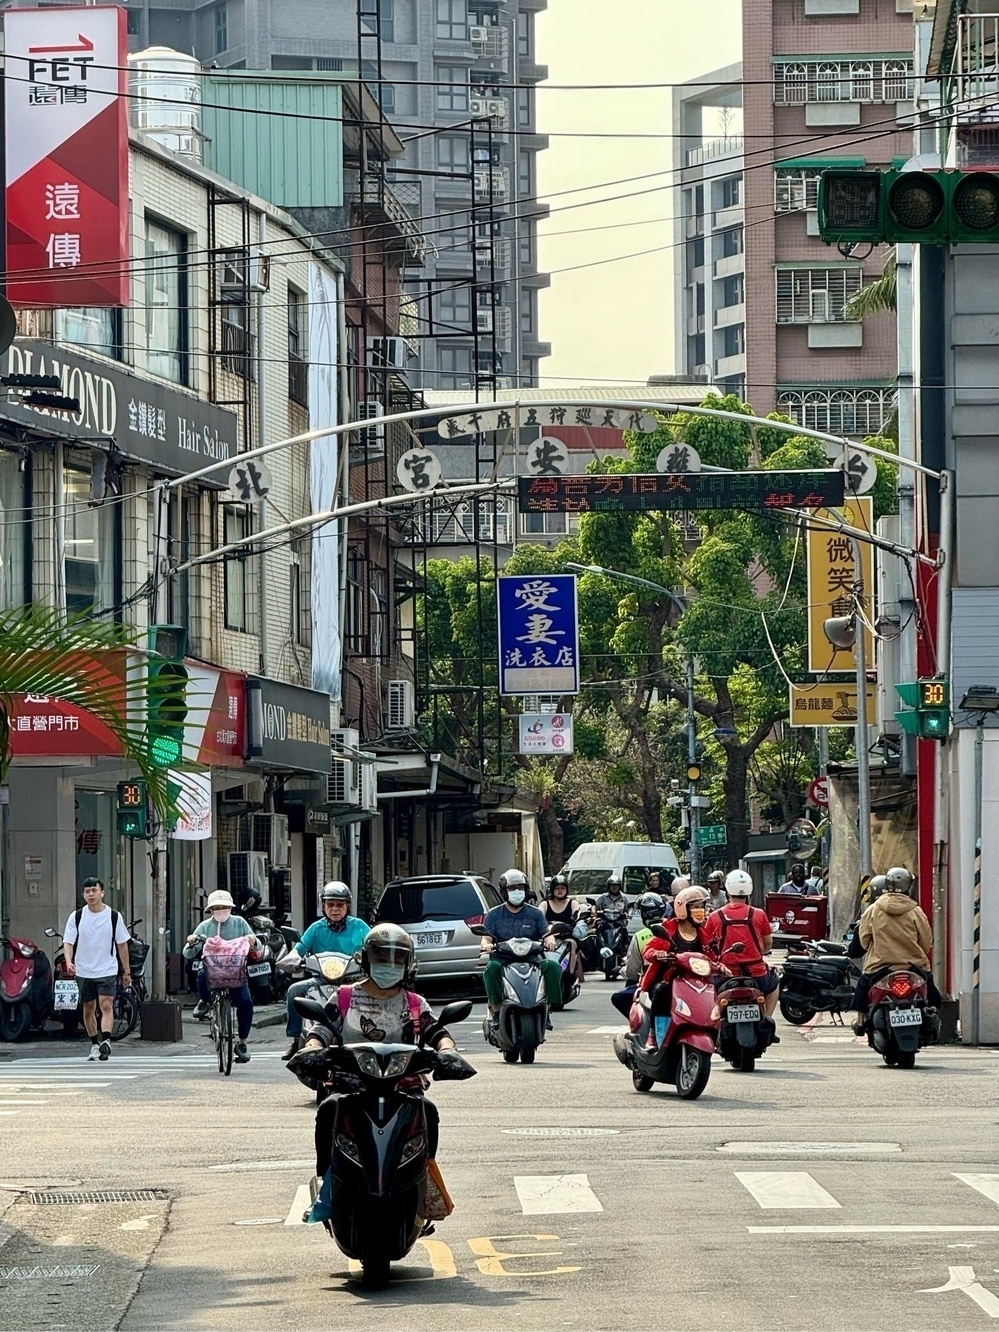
[373, 875, 501, 985]
[562, 841, 682, 899]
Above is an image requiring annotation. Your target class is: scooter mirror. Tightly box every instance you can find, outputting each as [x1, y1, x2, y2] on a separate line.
[729, 941, 746, 954]
[650, 924, 670, 939]
[44, 928, 56, 937]
[468, 923, 488, 937]
[438, 1000, 473, 1026]
[293, 996, 335, 1030]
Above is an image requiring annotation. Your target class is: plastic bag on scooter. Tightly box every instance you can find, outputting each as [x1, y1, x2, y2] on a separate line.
[305, 1169, 333, 1225]
[425, 1160, 454, 1220]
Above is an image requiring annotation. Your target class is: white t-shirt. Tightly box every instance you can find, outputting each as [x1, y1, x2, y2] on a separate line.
[64, 906, 131, 979]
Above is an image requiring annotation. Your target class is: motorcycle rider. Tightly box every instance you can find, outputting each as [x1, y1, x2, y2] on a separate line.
[542, 873, 585, 985]
[703, 869, 780, 1028]
[611, 891, 666, 1018]
[279, 883, 370, 1060]
[637, 886, 713, 1041]
[850, 865, 940, 1035]
[706, 870, 728, 912]
[594, 872, 630, 917]
[480, 870, 563, 1030]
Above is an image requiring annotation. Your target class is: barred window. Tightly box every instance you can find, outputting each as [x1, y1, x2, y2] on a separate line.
[774, 59, 913, 104]
[774, 168, 822, 212]
[777, 388, 896, 437]
[775, 268, 863, 323]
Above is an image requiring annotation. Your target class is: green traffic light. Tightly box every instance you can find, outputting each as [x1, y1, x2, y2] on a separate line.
[920, 710, 949, 739]
[150, 733, 183, 768]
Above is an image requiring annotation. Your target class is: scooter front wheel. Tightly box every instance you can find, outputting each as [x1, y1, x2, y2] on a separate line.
[675, 1045, 712, 1100]
[503, 1050, 519, 1063]
[1, 1002, 32, 1043]
[734, 1047, 756, 1073]
[632, 1071, 654, 1092]
[360, 1251, 391, 1288]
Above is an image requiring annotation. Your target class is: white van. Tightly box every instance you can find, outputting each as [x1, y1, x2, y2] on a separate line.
[561, 841, 682, 899]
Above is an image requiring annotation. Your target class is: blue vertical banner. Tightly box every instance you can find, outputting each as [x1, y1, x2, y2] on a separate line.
[497, 574, 580, 696]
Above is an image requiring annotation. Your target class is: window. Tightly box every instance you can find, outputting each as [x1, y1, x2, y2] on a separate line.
[722, 273, 744, 306]
[55, 307, 123, 360]
[214, 3, 227, 55]
[438, 346, 473, 388]
[290, 554, 303, 645]
[519, 229, 533, 268]
[815, 62, 842, 102]
[775, 267, 863, 323]
[361, 60, 395, 114]
[345, 548, 363, 652]
[437, 135, 469, 174]
[439, 209, 471, 252]
[436, 65, 469, 112]
[774, 167, 822, 212]
[64, 462, 118, 615]
[779, 63, 808, 105]
[361, 0, 394, 44]
[436, 283, 472, 331]
[774, 59, 914, 105]
[517, 10, 532, 58]
[721, 226, 743, 258]
[695, 284, 705, 316]
[522, 510, 572, 537]
[436, 0, 467, 41]
[777, 388, 896, 437]
[288, 286, 307, 405]
[126, 8, 140, 36]
[224, 506, 250, 631]
[851, 61, 874, 102]
[145, 219, 188, 385]
[0, 450, 27, 609]
[518, 150, 532, 197]
[517, 87, 532, 128]
[723, 324, 745, 357]
[721, 176, 741, 209]
[883, 60, 911, 101]
[316, 57, 343, 72]
[221, 297, 255, 379]
[520, 288, 535, 335]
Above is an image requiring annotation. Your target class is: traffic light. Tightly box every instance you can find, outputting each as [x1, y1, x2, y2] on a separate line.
[147, 624, 189, 768]
[116, 780, 148, 838]
[895, 678, 949, 740]
[818, 169, 999, 245]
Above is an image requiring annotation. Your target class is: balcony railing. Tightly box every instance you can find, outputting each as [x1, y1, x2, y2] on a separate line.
[955, 13, 999, 103]
[685, 136, 743, 167]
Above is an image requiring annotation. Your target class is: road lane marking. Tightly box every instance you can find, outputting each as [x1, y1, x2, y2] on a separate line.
[514, 1174, 603, 1215]
[210, 1160, 313, 1173]
[233, 1218, 283, 1227]
[954, 1174, 999, 1206]
[921, 1266, 999, 1317]
[749, 1225, 999, 1234]
[284, 1184, 313, 1226]
[719, 1141, 901, 1155]
[735, 1172, 842, 1210]
[587, 1026, 628, 1035]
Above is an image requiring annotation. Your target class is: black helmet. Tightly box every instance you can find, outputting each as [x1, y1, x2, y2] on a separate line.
[637, 892, 665, 926]
[606, 872, 623, 893]
[498, 869, 529, 900]
[360, 922, 417, 987]
[320, 881, 351, 905]
[548, 873, 569, 897]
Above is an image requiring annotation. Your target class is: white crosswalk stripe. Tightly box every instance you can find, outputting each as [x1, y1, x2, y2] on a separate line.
[736, 1171, 842, 1210]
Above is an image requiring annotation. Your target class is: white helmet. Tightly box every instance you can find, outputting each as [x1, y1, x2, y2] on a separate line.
[669, 876, 691, 897]
[724, 869, 753, 899]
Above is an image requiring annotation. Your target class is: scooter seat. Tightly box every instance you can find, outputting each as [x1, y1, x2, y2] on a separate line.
[815, 940, 847, 955]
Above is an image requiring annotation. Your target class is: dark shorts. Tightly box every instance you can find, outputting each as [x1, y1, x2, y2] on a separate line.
[756, 968, 780, 996]
[79, 977, 117, 1003]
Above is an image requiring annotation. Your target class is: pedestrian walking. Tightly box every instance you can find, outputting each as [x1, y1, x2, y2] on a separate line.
[63, 877, 131, 1061]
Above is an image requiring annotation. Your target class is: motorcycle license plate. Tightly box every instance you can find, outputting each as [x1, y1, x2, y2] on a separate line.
[727, 1004, 759, 1023]
[246, 963, 271, 978]
[413, 932, 447, 946]
[53, 980, 79, 1011]
[888, 1007, 922, 1028]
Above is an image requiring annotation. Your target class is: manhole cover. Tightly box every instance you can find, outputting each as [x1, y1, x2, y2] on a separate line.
[0, 1265, 100, 1280]
[501, 1128, 620, 1138]
[22, 1190, 168, 1205]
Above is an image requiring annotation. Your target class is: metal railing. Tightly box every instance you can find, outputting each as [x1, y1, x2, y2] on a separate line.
[685, 136, 743, 167]
[955, 12, 999, 102]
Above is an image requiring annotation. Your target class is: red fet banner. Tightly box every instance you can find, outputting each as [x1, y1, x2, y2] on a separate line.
[9, 694, 123, 758]
[4, 6, 129, 307]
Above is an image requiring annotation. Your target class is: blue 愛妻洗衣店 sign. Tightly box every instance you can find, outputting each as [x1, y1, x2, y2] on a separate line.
[497, 574, 579, 696]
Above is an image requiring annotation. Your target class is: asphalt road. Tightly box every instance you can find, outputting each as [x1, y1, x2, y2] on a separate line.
[0, 983, 997, 1332]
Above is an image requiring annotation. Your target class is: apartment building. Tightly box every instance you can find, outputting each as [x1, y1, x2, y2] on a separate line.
[742, 0, 914, 431]
[22, 0, 554, 392]
[672, 64, 746, 397]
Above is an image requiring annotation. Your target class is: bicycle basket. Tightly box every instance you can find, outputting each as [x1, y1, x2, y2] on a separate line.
[128, 939, 150, 973]
[201, 935, 250, 989]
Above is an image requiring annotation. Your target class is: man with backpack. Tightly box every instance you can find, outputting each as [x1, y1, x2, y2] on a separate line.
[62, 877, 131, 1061]
[703, 869, 780, 1023]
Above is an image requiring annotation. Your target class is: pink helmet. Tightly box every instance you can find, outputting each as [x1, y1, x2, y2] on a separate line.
[673, 885, 709, 920]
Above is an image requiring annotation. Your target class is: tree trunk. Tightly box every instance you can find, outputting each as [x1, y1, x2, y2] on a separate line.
[723, 747, 751, 862]
[539, 802, 565, 874]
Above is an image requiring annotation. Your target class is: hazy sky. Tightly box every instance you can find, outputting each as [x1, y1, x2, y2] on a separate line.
[535, 0, 742, 386]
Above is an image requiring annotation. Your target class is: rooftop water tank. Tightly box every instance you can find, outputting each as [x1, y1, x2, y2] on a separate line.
[128, 47, 202, 163]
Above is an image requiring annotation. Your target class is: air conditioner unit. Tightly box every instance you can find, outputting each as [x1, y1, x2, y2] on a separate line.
[227, 851, 269, 905]
[366, 336, 407, 370]
[471, 97, 506, 119]
[328, 756, 360, 807]
[218, 248, 271, 294]
[251, 812, 290, 869]
[469, 25, 490, 44]
[361, 764, 379, 813]
[386, 679, 415, 731]
[356, 400, 386, 454]
[332, 726, 360, 756]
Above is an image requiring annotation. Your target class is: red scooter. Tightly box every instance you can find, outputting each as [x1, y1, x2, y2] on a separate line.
[614, 937, 721, 1100]
[862, 966, 939, 1069]
[0, 936, 55, 1042]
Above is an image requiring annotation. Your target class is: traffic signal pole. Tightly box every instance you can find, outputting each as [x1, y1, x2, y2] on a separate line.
[686, 653, 701, 884]
[851, 536, 874, 880]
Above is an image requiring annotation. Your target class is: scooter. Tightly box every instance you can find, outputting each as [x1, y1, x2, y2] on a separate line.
[284, 952, 365, 1103]
[471, 926, 549, 1064]
[0, 936, 55, 1042]
[292, 994, 475, 1288]
[778, 937, 862, 1025]
[586, 899, 631, 981]
[861, 966, 939, 1069]
[613, 936, 720, 1100]
[716, 967, 776, 1072]
[547, 921, 581, 1008]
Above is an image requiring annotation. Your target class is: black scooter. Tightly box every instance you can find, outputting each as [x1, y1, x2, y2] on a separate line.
[716, 957, 777, 1072]
[547, 921, 581, 1008]
[778, 937, 861, 1025]
[293, 995, 474, 1287]
[586, 899, 631, 981]
[471, 926, 550, 1064]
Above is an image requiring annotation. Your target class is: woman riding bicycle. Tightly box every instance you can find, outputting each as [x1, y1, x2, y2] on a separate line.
[183, 890, 258, 1064]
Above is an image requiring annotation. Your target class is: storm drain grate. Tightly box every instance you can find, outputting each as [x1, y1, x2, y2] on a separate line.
[501, 1127, 619, 1138]
[22, 1190, 168, 1205]
[0, 1265, 100, 1280]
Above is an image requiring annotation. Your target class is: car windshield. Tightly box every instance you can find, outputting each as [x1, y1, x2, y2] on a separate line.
[376, 881, 483, 924]
[568, 870, 622, 897]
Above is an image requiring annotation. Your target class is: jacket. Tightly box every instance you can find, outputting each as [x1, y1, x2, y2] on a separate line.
[857, 894, 931, 975]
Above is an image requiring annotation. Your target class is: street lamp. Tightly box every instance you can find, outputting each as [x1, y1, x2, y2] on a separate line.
[566, 562, 701, 879]
[959, 685, 999, 1046]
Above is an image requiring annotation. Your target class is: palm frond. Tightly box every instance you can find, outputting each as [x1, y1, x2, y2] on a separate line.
[0, 605, 175, 813]
[844, 250, 897, 320]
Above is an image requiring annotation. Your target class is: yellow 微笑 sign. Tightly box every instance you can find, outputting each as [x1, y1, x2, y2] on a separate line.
[789, 682, 878, 728]
[806, 497, 875, 675]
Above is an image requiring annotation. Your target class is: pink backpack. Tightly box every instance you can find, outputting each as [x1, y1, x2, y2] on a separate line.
[336, 983, 423, 1034]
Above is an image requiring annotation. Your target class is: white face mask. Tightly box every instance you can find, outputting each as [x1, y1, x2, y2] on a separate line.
[507, 889, 526, 907]
[369, 962, 406, 989]
[211, 908, 232, 923]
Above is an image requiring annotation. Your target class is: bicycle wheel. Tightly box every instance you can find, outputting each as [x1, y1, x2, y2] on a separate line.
[110, 987, 140, 1041]
[216, 995, 234, 1076]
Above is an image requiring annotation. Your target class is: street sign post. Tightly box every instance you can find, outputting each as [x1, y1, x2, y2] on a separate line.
[518, 470, 843, 514]
[696, 824, 727, 847]
[806, 776, 830, 808]
[497, 574, 579, 697]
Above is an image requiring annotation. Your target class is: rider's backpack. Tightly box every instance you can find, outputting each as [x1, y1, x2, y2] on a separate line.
[715, 907, 766, 967]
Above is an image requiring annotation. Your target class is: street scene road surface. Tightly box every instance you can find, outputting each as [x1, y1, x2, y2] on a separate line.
[1, 986, 996, 1332]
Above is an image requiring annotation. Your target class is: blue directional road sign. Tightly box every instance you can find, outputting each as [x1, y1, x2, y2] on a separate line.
[497, 574, 579, 697]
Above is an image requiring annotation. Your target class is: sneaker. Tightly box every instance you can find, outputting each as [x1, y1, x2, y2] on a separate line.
[235, 1042, 250, 1064]
[545, 1015, 554, 1032]
[852, 1021, 866, 1037]
[192, 1000, 209, 1020]
[98, 1039, 111, 1061]
[282, 1038, 301, 1062]
[86, 1045, 100, 1061]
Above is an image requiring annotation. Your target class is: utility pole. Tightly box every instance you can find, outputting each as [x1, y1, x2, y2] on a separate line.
[852, 535, 873, 880]
[686, 653, 701, 883]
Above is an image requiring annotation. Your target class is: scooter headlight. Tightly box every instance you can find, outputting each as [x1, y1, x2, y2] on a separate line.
[400, 1133, 425, 1164]
[507, 938, 533, 958]
[689, 957, 712, 977]
[384, 1051, 413, 1078]
[353, 1049, 382, 1077]
[674, 996, 692, 1018]
[335, 1133, 361, 1163]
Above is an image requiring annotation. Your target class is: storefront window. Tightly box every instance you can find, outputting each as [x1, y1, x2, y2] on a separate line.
[64, 463, 118, 614]
[0, 449, 28, 609]
[74, 790, 120, 908]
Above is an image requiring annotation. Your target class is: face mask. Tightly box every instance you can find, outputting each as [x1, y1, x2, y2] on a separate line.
[689, 908, 706, 925]
[211, 908, 232, 923]
[507, 889, 526, 907]
[369, 962, 406, 989]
